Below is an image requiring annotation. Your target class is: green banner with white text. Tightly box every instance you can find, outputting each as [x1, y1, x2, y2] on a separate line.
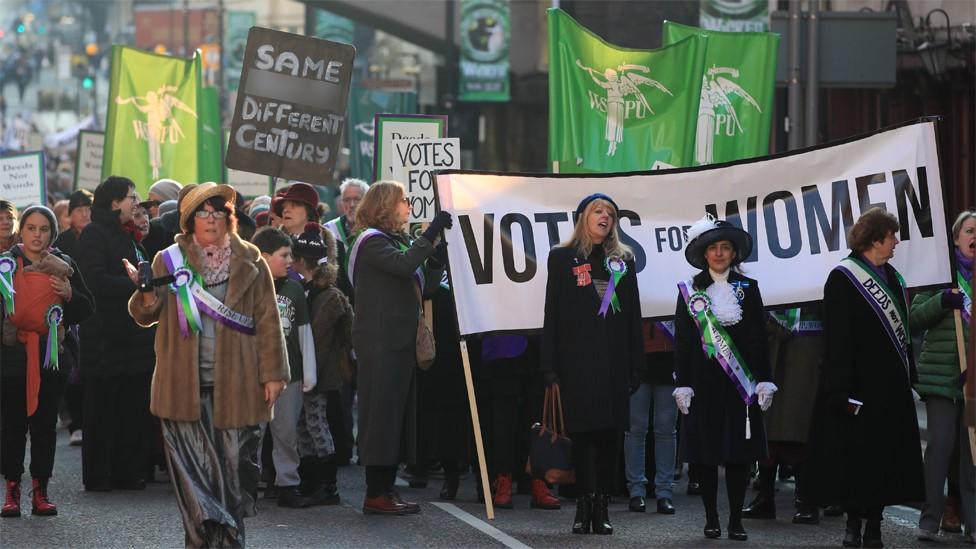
[548, 9, 706, 173]
[102, 46, 204, 196]
[663, 21, 778, 166]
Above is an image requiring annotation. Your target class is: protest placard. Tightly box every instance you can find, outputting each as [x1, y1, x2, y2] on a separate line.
[1, 152, 45, 208]
[373, 114, 447, 182]
[391, 137, 460, 223]
[437, 120, 952, 336]
[226, 27, 356, 184]
[74, 130, 104, 191]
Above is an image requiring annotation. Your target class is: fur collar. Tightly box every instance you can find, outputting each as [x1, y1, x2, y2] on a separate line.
[173, 232, 260, 310]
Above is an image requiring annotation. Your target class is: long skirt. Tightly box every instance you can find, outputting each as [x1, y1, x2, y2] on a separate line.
[161, 388, 261, 548]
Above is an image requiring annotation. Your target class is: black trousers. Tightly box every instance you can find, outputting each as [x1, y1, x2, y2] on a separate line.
[1, 371, 68, 479]
[326, 390, 352, 463]
[82, 372, 152, 487]
[365, 465, 396, 498]
[571, 429, 620, 494]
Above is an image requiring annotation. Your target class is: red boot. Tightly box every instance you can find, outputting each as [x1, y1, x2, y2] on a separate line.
[2, 480, 21, 518]
[530, 479, 561, 510]
[31, 478, 57, 516]
[493, 474, 513, 509]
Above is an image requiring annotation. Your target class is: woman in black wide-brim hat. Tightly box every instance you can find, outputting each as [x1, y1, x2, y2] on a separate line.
[672, 214, 776, 542]
[540, 193, 645, 536]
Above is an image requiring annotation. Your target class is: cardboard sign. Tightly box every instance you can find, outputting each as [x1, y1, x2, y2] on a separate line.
[226, 27, 356, 184]
[74, 130, 104, 191]
[373, 114, 447, 182]
[1, 151, 46, 208]
[391, 137, 460, 222]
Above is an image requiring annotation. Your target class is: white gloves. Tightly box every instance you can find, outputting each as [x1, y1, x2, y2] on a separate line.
[757, 382, 778, 411]
[673, 387, 694, 415]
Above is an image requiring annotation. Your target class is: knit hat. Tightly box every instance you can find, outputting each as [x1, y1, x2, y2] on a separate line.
[149, 178, 183, 202]
[67, 189, 93, 214]
[575, 193, 619, 217]
[255, 211, 270, 228]
[248, 195, 272, 217]
[158, 200, 178, 217]
[19, 204, 59, 243]
[683, 213, 753, 271]
[292, 222, 328, 260]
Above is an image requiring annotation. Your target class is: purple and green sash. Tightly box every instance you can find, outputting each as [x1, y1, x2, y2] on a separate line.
[834, 257, 910, 373]
[769, 308, 823, 335]
[161, 244, 255, 338]
[959, 269, 972, 326]
[598, 257, 628, 316]
[347, 228, 425, 292]
[678, 279, 757, 406]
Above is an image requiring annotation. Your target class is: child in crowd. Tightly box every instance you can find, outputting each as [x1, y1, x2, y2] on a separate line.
[251, 227, 317, 508]
[291, 223, 349, 506]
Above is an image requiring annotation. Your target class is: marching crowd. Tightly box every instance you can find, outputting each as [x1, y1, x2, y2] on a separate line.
[0, 175, 973, 548]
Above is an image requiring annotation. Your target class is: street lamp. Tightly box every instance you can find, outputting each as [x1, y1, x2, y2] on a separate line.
[917, 8, 950, 81]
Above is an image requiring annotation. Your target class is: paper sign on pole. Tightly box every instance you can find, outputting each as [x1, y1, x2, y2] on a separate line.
[391, 137, 460, 223]
[226, 27, 356, 184]
[1, 151, 46, 208]
[373, 114, 447, 182]
[74, 130, 104, 191]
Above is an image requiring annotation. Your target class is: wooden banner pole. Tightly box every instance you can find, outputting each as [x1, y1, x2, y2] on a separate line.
[459, 339, 495, 520]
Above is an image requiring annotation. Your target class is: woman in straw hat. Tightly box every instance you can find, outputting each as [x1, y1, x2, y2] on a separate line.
[673, 214, 776, 542]
[127, 182, 289, 547]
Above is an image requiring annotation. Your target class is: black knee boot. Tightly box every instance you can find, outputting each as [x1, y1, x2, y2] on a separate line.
[307, 457, 339, 505]
[572, 494, 592, 534]
[844, 513, 863, 548]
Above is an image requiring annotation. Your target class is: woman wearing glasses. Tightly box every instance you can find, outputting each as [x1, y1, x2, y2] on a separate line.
[76, 176, 157, 493]
[346, 181, 451, 515]
[128, 183, 288, 546]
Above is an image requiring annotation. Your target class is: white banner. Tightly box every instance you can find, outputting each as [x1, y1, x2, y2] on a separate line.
[1, 151, 46, 208]
[436, 121, 952, 335]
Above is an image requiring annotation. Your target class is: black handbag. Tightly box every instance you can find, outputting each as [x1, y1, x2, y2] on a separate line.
[526, 384, 576, 485]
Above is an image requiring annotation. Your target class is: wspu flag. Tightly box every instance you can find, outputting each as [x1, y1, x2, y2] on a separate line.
[548, 8, 707, 173]
[663, 21, 778, 166]
[103, 46, 212, 196]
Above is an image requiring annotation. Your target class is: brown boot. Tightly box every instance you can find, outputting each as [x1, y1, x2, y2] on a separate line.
[493, 474, 513, 509]
[530, 479, 560, 509]
[943, 495, 963, 533]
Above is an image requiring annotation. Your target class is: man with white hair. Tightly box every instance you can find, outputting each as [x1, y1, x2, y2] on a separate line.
[324, 178, 368, 293]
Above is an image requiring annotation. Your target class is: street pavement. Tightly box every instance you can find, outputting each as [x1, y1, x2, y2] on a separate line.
[2, 429, 965, 548]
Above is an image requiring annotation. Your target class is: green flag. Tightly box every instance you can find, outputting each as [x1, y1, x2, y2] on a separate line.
[198, 86, 223, 183]
[663, 21, 778, 166]
[548, 8, 707, 173]
[102, 46, 204, 197]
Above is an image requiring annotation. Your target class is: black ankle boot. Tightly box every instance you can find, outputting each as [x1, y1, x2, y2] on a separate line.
[742, 465, 776, 519]
[440, 475, 459, 500]
[592, 494, 612, 535]
[862, 519, 883, 548]
[704, 513, 722, 539]
[572, 494, 592, 534]
[728, 518, 748, 541]
[844, 518, 863, 548]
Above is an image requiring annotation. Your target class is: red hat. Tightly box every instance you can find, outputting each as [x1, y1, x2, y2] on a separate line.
[272, 182, 318, 216]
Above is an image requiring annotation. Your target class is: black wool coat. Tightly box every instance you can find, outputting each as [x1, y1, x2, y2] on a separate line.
[76, 207, 156, 377]
[540, 246, 644, 435]
[673, 270, 770, 466]
[806, 257, 924, 508]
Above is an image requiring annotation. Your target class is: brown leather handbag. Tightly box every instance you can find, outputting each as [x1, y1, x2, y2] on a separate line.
[414, 285, 435, 370]
[526, 384, 575, 485]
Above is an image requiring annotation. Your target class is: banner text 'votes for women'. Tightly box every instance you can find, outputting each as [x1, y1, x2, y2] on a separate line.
[437, 121, 952, 336]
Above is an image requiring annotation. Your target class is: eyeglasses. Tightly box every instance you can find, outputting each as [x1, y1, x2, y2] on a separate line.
[194, 210, 228, 219]
[126, 195, 138, 201]
[341, 197, 361, 204]
[401, 197, 410, 205]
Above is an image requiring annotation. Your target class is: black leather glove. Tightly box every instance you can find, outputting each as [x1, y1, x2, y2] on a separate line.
[543, 371, 560, 387]
[432, 241, 448, 264]
[421, 211, 453, 242]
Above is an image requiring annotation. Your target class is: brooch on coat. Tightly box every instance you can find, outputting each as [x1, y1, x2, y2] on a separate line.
[730, 280, 749, 303]
[572, 263, 592, 287]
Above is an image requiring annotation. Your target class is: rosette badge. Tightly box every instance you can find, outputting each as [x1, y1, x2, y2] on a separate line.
[598, 256, 629, 317]
[0, 255, 15, 314]
[687, 292, 712, 316]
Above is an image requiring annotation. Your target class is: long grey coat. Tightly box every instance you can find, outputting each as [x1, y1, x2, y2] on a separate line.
[351, 232, 442, 466]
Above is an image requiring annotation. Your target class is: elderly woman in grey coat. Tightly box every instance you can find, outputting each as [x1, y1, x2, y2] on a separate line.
[346, 180, 450, 515]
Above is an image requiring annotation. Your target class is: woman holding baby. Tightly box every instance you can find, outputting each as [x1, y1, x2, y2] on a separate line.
[1, 204, 94, 518]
